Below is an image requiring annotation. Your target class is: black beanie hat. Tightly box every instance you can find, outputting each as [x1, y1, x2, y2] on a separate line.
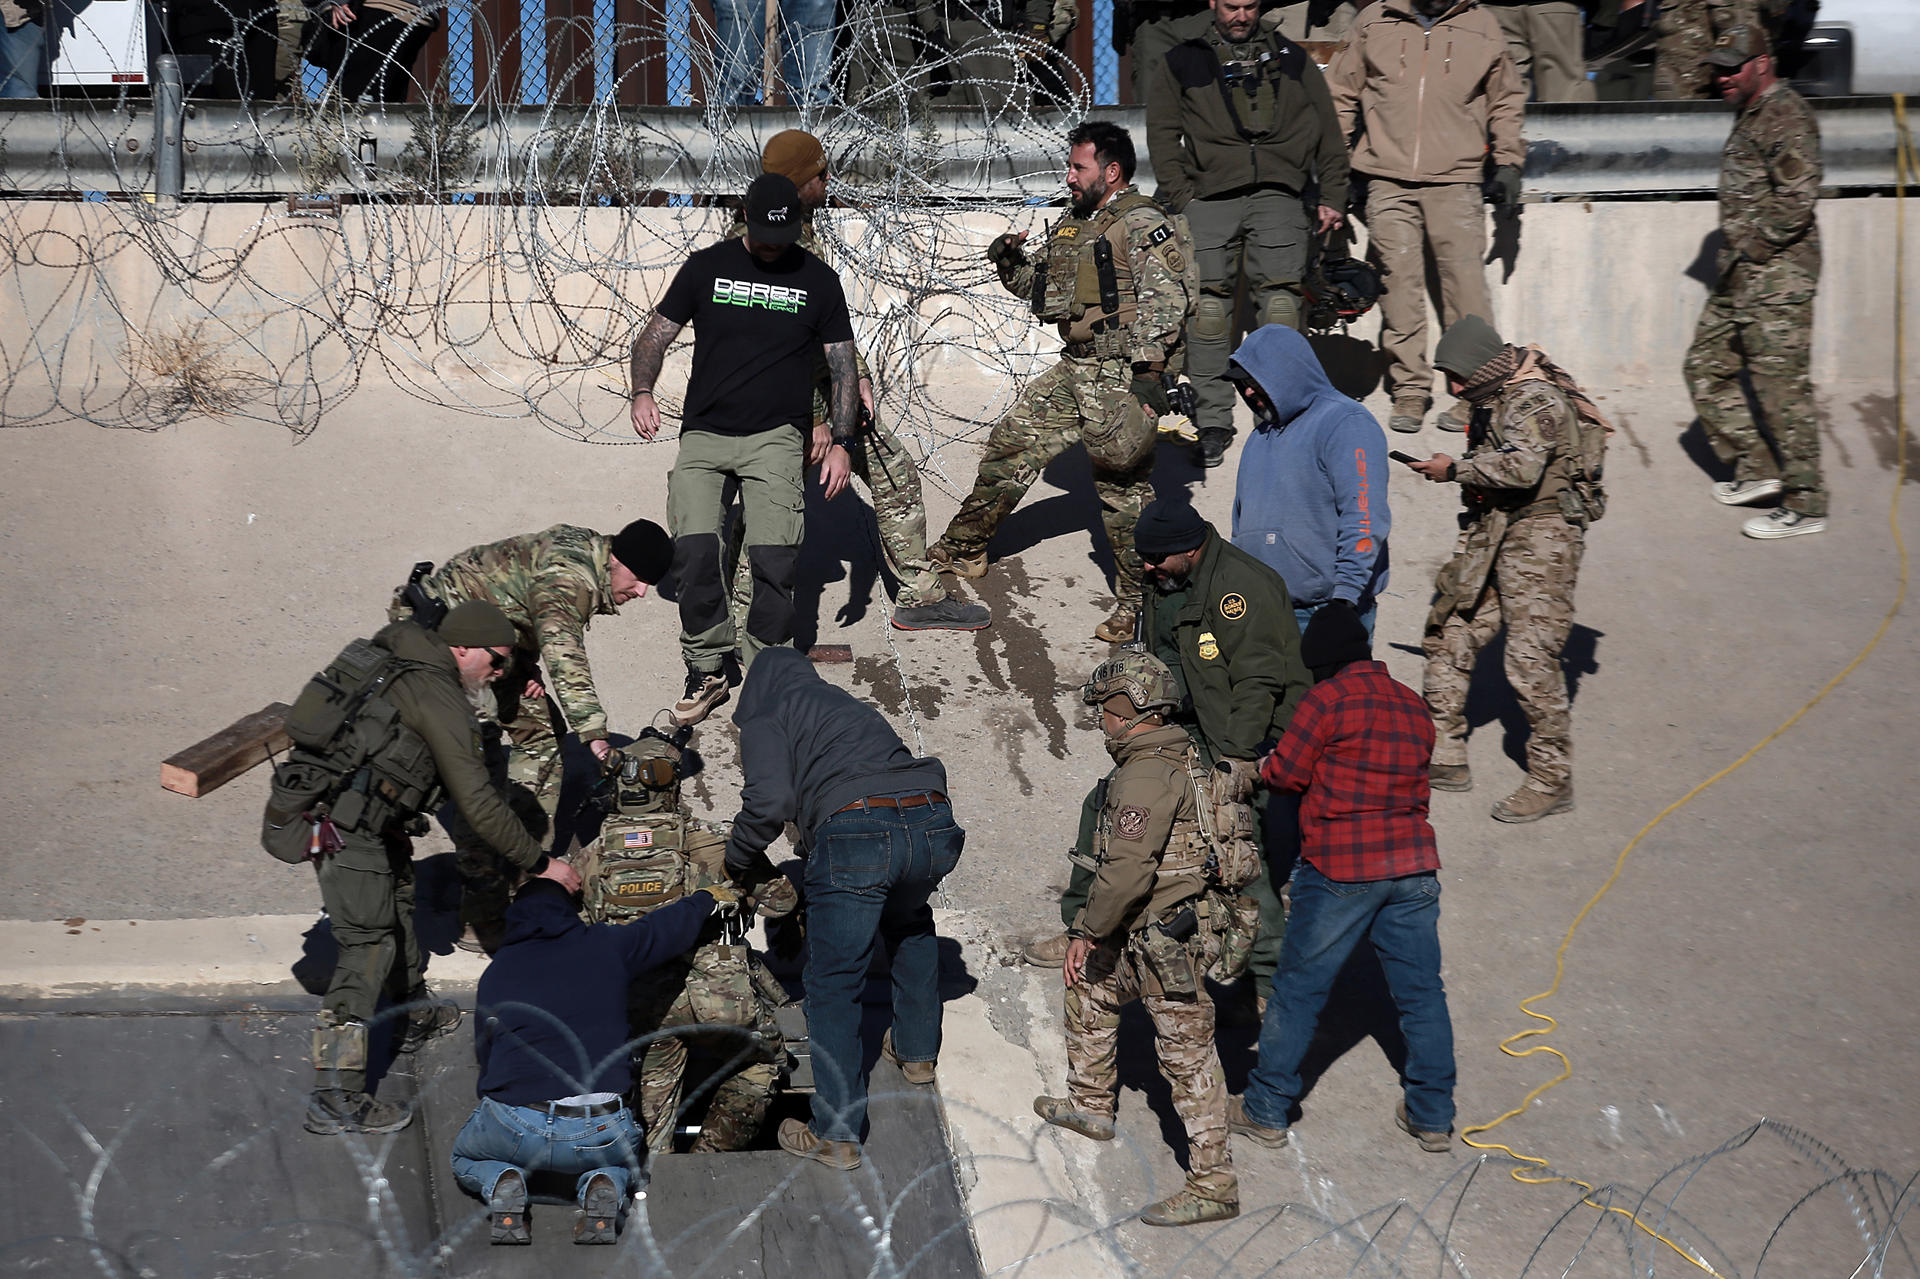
[610, 519, 672, 584]
[1300, 599, 1371, 675]
[438, 599, 516, 648]
[1133, 499, 1209, 559]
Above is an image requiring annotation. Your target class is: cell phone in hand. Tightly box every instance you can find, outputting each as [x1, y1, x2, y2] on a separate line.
[1388, 450, 1422, 465]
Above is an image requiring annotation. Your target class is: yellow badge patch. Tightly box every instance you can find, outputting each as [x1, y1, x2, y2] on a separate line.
[1220, 593, 1247, 620]
[1056, 225, 1080, 238]
[1198, 632, 1219, 661]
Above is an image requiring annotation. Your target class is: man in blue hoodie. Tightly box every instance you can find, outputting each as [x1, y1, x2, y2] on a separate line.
[452, 861, 722, 1245]
[725, 646, 964, 1170]
[1228, 325, 1391, 637]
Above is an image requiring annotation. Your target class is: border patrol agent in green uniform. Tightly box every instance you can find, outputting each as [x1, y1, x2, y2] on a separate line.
[263, 601, 564, 1135]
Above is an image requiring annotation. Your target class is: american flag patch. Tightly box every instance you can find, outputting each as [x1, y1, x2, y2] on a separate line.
[623, 830, 653, 848]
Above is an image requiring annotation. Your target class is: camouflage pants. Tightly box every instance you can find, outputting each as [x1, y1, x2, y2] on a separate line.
[1653, 0, 1715, 99]
[1423, 514, 1585, 789]
[628, 943, 784, 1153]
[938, 355, 1153, 602]
[1684, 281, 1826, 517]
[1065, 938, 1234, 1190]
[444, 653, 562, 944]
[728, 402, 947, 615]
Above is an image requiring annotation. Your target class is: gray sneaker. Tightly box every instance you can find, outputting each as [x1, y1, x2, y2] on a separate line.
[1387, 401, 1427, 434]
[1743, 508, 1827, 540]
[1713, 477, 1784, 506]
[892, 597, 991, 632]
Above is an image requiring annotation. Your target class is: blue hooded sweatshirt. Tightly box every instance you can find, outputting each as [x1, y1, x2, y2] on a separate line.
[473, 879, 714, 1106]
[1230, 325, 1390, 610]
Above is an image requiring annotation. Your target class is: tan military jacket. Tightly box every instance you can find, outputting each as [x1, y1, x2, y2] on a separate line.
[1717, 79, 1822, 300]
[1072, 724, 1208, 940]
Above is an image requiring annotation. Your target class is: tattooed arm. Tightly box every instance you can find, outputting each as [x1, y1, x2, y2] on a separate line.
[628, 312, 684, 439]
[819, 338, 857, 500]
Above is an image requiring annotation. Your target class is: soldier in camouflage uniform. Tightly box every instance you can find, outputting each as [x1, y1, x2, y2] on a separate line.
[930, 121, 1192, 643]
[1411, 316, 1598, 823]
[1684, 24, 1826, 540]
[725, 131, 989, 634]
[1653, 0, 1773, 100]
[1035, 653, 1238, 1227]
[571, 732, 797, 1152]
[393, 520, 673, 949]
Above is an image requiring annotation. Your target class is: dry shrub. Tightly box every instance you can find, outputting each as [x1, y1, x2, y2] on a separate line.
[127, 321, 252, 417]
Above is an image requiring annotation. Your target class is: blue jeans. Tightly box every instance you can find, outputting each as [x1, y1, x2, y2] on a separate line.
[450, 1097, 644, 1205]
[1294, 598, 1377, 642]
[710, 0, 835, 105]
[803, 799, 963, 1142]
[0, 18, 44, 98]
[1243, 862, 1455, 1133]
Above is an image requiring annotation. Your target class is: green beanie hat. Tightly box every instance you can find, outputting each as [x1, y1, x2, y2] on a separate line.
[1434, 314, 1506, 379]
[437, 600, 516, 648]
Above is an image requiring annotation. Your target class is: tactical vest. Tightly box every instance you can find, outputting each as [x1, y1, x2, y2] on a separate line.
[578, 811, 729, 924]
[1071, 738, 1259, 894]
[261, 638, 440, 864]
[1471, 349, 1609, 528]
[1032, 189, 1176, 342]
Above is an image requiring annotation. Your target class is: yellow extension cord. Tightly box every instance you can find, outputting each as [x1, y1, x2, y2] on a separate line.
[1454, 95, 1916, 1277]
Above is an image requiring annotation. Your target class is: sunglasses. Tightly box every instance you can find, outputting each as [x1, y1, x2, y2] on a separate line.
[487, 648, 512, 672]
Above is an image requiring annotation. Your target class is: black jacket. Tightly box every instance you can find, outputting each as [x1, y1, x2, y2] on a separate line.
[725, 647, 949, 876]
[473, 880, 713, 1106]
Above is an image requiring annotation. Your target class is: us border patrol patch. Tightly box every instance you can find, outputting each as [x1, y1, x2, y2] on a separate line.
[1220, 593, 1247, 620]
[1116, 806, 1150, 839]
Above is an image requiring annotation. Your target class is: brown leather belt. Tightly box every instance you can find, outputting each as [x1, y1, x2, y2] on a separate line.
[836, 791, 948, 815]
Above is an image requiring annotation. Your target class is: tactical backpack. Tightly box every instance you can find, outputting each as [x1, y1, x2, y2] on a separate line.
[1512, 345, 1610, 525]
[260, 638, 438, 864]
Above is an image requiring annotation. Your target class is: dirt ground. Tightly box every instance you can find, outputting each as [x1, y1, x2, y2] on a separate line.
[1, 362, 1915, 1274]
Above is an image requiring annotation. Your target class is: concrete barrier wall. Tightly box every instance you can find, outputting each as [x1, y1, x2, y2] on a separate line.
[0, 196, 1911, 428]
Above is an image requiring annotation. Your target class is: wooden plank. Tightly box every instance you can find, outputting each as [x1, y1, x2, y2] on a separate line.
[806, 644, 852, 663]
[160, 703, 293, 798]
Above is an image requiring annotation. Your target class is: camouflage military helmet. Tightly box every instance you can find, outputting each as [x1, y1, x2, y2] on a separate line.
[609, 736, 683, 815]
[1081, 652, 1180, 715]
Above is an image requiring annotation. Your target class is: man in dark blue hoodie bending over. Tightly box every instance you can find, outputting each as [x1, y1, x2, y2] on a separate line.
[1228, 324, 1391, 638]
[725, 645, 964, 1170]
[452, 860, 722, 1245]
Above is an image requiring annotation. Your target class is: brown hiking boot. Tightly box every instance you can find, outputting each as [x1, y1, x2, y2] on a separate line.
[1226, 1096, 1290, 1148]
[399, 988, 461, 1054]
[1140, 1185, 1240, 1227]
[1429, 763, 1473, 792]
[573, 1171, 621, 1244]
[929, 538, 988, 579]
[304, 1088, 413, 1135]
[1033, 1095, 1115, 1141]
[1022, 932, 1071, 967]
[881, 1028, 936, 1085]
[1396, 1100, 1453, 1153]
[670, 666, 732, 728]
[778, 1118, 862, 1169]
[1094, 603, 1139, 644]
[1387, 401, 1427, 434]
[1491, 782, 1573, 824]
[489, 1169, 531, 1245]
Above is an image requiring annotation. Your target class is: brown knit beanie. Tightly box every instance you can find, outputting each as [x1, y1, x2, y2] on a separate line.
[761, 130, 827, 187]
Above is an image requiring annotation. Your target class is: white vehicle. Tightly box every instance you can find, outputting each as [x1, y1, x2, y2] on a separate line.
[1795, 0, 1920, 95]
[47, 0, 151, 88]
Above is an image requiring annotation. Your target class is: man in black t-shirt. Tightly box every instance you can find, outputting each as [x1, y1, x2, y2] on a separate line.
[630, 174, 861, 728]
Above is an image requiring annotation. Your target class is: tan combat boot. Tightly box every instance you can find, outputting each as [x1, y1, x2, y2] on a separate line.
[929, 538, 989, 579]
[1491, 781, 1573, 823]
[1022, 931, 1071, 967]
[1033, 1095, 1116, 1141]
[306, 1017, 413, 1134]
[778, 1118, 862, 1169]
[1140, 1174, 1240, 1227]
[1094, 602, 1139, 644]
[1429, 763, 1472, 792]
[1395, 1100, 1453, 1153]
[1226, 1096, 1290, 1148]
[881, 1028, 936, 1085]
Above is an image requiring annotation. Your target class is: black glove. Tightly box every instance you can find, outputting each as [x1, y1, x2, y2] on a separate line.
[987, 232, 1025, 269]
[1130, 374, 1171, 416]
[767, 908, 806, 964]
[1484, 164, 1522, 207]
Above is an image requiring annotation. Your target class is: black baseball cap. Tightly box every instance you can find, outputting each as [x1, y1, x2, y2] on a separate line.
[744, 173, 803, 246]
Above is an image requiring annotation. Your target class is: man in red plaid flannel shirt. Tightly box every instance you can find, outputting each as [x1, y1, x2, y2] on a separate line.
[1224, 599, 1457, 1153]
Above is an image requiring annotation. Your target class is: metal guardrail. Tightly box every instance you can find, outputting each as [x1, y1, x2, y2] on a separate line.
[0, 95, 1903, 202]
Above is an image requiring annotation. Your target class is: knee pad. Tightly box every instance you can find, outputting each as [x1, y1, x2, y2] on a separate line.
[1192, 296, 1232, 341]
[744, 544, 799, 645]
[671, 532, 725, 632]
[1261, 290, 1301, 330]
